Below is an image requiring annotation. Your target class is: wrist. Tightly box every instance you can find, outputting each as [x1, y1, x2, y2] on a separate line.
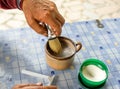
[16, 0, 24, 10]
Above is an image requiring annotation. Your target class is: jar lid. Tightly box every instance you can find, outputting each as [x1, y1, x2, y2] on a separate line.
[78, 58, 108, 88]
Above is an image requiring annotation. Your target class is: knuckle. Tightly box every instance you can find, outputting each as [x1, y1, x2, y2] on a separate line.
[50, 6, 55, 11]
[51, 1, 56, 7]
[45, 11, 51, 16]
[54, 25, 61, 32]
[42, 11, 51, 19]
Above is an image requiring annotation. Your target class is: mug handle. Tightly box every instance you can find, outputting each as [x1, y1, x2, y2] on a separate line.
[75, 42, 82, 52]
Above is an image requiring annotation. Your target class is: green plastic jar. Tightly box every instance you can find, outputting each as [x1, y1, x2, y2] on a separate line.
[78, 58, 108, 88]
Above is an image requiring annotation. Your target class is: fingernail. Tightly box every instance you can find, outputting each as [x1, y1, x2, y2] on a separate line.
[36, 82, 43, 85]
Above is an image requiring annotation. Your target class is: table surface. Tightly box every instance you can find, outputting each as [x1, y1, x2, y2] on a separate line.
[0, 18, 120, 89]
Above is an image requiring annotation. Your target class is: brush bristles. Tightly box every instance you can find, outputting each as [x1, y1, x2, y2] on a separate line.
[48, 37, 62, 54]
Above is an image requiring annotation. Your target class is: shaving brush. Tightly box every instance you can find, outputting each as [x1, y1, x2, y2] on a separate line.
[45, 24, 62, 54]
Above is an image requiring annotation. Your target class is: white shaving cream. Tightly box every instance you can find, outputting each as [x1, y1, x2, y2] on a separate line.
[82, 65, 106, 82]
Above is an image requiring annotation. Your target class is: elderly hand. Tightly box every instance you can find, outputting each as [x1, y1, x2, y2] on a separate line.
[22, 0, 65, 36]
[12, 83, 57, 89]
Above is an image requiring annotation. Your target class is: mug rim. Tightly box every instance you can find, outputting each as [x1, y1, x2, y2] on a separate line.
[45, 36, 81, 60]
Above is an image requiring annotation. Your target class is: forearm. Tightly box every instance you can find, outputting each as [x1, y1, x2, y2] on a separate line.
[0, 0, 23, 9]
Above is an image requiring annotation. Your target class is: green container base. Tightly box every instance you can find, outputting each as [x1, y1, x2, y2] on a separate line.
[78, 58, 108, 88]
[78, 73, 106, 89]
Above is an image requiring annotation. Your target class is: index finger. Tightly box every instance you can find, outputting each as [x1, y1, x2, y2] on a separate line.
[48, 2, 65, 26]
[13, 83, 43, 88]
[42, 11, 62, 36]
[19, 85, 57, 89]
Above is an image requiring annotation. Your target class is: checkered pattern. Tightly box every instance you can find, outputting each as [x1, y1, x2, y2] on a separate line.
[0, 18, 120, 89]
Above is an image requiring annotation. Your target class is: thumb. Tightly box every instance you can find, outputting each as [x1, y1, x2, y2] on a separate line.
[26, 16, 48, 36]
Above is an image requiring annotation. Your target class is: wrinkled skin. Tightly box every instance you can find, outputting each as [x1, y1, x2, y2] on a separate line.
[22, 0, 65, 36]
[12, 83, 57, 89]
